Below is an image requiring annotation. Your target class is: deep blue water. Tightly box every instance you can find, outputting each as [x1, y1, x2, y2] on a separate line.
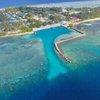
[0, 0, 97, 8]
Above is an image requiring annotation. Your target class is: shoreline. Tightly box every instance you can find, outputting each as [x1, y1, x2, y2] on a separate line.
[0, 1, 100, 9]
[0, 23, 60, 38]
[33, 23, 60, 31]
[54, 17, 100, 63]
[0, 17, 100, 38]
[54, 18, 100, 63]
[0, 17, 99, 63]
[1, 17, 100, 38]
[0, 31, 33, 38]
[74, 18, 100, 25]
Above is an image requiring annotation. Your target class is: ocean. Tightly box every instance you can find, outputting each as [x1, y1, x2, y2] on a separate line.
[0, 21, 100, 100]
[0, 0, 100, 8]
[0, 26, 73, 100]
[0, 1, 100, 99]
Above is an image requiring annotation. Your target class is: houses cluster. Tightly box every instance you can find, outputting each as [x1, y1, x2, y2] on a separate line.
[4, 7, 80, 24]
[0, 7, 82, 34]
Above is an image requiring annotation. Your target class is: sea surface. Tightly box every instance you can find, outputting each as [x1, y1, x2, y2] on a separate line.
[0, 21, 100, 100]
[0, 0, 100, 8]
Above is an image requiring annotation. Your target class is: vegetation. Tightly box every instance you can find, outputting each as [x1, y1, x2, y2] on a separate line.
[75, 7, 100, 20]
[68, 23, 74, 28]
[0, 32, 7, 36]
[0, 12, 8, 22]
[21, 27, 33, 33]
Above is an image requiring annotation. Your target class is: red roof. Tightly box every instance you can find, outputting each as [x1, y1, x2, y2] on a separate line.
[70, 17, 80, 22]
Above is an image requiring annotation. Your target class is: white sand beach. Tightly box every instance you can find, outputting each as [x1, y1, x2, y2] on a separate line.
[0, 23, 61, 38]
[75, 18, 100, 25]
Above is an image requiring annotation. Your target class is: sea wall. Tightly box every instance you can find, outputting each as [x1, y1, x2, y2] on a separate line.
[54, 27, 86, 63]
[54, 42, 72, 63]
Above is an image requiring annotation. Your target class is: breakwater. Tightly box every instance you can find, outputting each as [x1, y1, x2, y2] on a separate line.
[55, 42, 72, 63]
[55, 27, 86, 63]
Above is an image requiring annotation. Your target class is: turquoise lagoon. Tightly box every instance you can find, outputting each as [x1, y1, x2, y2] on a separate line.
[0, 26, 78, 99]
[0, 22, 100, 100]
[0, 37, 48, 97]
[22, 26, 78, 80]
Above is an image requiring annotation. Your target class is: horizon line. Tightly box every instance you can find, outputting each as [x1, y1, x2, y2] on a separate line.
[0, 0, 100, 9]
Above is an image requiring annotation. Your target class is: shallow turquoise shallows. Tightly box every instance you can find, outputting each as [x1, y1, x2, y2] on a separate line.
[22, 26, 74, 80]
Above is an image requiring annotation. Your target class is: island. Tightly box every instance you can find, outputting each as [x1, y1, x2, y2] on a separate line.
[0, 6, 100, 63]
[0, 7, 100, 37]
[0, 2, 100, 100]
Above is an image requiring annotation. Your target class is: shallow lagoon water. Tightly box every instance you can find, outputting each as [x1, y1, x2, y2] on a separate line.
[0, 22, 100, 100]
[23, 26, 75, 80]
[60, 20, 100, 69]
[0, 37, 49, 99]
[0, 26, 75, 99]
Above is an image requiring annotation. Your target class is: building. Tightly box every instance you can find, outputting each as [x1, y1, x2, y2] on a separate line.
[70, 17, 80, 22]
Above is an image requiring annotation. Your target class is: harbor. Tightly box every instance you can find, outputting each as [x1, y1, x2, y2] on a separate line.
[54, 26, 86, 63]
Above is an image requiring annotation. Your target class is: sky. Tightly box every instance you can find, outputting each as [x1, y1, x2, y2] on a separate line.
[0, 0, 99, 8]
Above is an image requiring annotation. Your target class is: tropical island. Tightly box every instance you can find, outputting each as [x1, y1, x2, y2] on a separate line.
[0, 6, 100, 64]
[0, 1, 100, 100]
[0, 6, 100, 37]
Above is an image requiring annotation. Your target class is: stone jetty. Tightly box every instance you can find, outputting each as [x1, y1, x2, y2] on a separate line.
[54, 26, 86, 63]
